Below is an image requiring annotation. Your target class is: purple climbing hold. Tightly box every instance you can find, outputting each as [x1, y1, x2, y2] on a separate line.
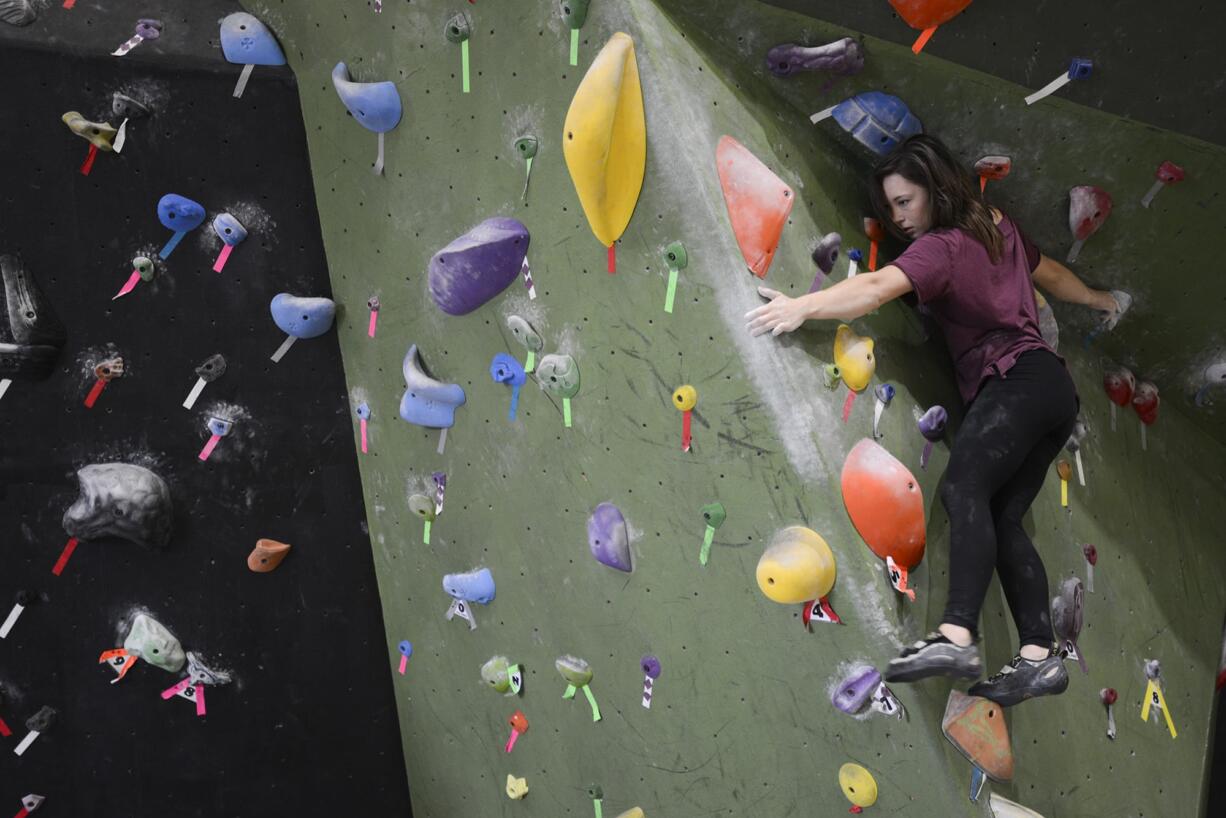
[918, 405, 947, 440]
[641, 655, 662, 678]
[832, 666, 881, 715]
[587, 502, 631, 572]
[428, 217, 530, 316]
[766, 38, 864, 78]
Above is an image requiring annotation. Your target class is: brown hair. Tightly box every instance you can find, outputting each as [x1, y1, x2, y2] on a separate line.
[868, 134, 1003, 263]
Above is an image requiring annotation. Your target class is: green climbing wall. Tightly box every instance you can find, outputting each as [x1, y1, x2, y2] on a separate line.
[246, 0, 1226, 815]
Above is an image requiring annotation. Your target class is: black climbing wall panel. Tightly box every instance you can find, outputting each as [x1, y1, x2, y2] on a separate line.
[0, 6, 412, 816]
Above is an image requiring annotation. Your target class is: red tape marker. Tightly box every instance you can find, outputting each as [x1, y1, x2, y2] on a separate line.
[63, 0, 77, 7]
[79, 144, 98, 176]
[681, 409, 692, 452]
[911, 26, 938, 54]
[52, 537, 79, 576]
[607, 244, 616, 274]
[83, 378, 107, 408]
[842, 389, 856, 423]
[0, 715, 10, 737]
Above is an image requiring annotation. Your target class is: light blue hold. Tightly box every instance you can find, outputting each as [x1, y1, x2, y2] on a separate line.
[443, 567, 495, 605]
[270, 293, 336, 339]
[220, 13, 286, 66]
[400, 344, 466, 429]
[332, 62, 402, 134]
[212, 213, 248, 247]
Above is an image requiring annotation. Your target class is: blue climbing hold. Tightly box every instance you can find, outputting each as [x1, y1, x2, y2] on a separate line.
[831, 91, 923, 157]
[220, 13, 286, 66]
[490, 353, 526, 387]
[157, 194, 206, 232]
[400, 344, 466, 429]
[212, 213, 248, 247]
[270, 293, 336, 339]
[443, 567, 496, 605]
[332, 62, 402, 134]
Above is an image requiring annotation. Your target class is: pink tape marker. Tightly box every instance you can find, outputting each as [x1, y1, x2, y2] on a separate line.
[360, 419, 369, 453]
[842, 389, 856, 423]
[356, 403, 371, 453]
[112, 271, 142, 300]
[211, 213, 246, 272]
[397, 640, 412, 675]
[51, 537, 79, 576]
[367, 297, 380, 337]
[63, 0, 77, 8]
[212, 244, 234, 273]
[198, 417, 234, 462]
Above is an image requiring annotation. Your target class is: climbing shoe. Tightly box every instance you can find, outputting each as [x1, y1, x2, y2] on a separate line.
[884, 632, 982, 683]
[968, 651, 1069, 707]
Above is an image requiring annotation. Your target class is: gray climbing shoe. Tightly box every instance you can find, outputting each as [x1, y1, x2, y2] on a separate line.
[885, 632, 982, 683]
[968, 651, 1069, 707]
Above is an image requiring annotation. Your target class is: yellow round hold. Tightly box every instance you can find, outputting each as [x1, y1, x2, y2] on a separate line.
[672, 385, 697, 412]
[834, 324, 875, 392]
[838, 763, 878, 809]
[562, 32, 646, 248]
[755, 526, 836, 604]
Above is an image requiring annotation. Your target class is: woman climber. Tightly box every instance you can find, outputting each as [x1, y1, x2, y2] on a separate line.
[745, 134, 1126, 706]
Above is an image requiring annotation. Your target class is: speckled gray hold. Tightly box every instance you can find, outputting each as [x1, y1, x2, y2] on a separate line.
[0, 0, 35, 27]
[1, 255, 66, 381]
[62, 463, 173, 548]
[24, 705, 55, 733]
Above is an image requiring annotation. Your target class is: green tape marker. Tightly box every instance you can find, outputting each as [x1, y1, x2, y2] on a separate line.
[592, 799, 603, 818]
[662, 241, 688, 316]
[563, 397, 573, 428]
[461, 39, 470, 93]
[570, 29, 579, 66]
[563, 683, 578, 700]
[524, 350, 536, 373]
[422, 519, 432, 544]
[664, 266, 679, 313]
[582, 684, 602, 721]
[700, 524, 716, 565]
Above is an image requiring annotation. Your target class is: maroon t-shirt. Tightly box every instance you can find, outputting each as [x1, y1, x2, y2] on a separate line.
[891, 213, 1056, 404]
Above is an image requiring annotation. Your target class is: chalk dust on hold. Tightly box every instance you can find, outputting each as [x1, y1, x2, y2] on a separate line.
[196, 201, 277, 255]
[104, 77, 171, 126]
[617, 0, 837, 484]
[500, 294, 547, 333]
[350, 385, 370, 412]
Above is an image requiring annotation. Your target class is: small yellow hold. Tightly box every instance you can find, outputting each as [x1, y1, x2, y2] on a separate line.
[505, 774, 529, 800]
[839, 762, 878, 810]
[756, 526, 836, 604]
[672, 385, 697, 412]
[834, 324, 875, 392]
[615, 810, 645, 818]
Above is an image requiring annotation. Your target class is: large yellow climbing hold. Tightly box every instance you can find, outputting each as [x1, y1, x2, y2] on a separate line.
[838, 762, 878, 811]
[562, 32, 646, 249]
[756, 526, 836, 604]
[834, 324, 875, 392]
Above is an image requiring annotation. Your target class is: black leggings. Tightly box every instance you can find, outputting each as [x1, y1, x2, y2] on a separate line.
[939, 349, 1079, 649]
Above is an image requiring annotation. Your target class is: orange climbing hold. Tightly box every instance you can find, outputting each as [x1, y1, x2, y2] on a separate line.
[888, 0, 973, 53]
[716, 135, 794, 278]
[840, 439, 926, 586]
[941, 690, 1014, 783]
